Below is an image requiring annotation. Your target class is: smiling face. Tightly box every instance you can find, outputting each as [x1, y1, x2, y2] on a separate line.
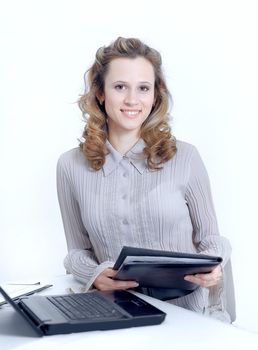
[102, 57, 155, 138]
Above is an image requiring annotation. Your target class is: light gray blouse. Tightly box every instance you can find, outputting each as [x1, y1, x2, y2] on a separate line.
[56, 139, 232, 322]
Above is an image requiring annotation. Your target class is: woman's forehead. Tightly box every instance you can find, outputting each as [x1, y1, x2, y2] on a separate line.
[105, 57, 155, 83]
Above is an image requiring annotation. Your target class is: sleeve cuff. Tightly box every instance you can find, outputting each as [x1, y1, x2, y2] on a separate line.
[84, 261, 115, 292]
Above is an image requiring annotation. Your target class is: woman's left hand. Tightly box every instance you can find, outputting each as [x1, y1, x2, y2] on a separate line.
[184, 265, 222, 288]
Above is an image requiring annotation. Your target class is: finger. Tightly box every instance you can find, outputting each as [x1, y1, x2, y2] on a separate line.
[184, 275, 220, 287]
[111, 280, 139, 290]
[104, 269, 139, 288]
[95, 271, 139, 290]
[185, 274, 220, 282]
[194, 273, 219, 281]
[186, 267, 222, 281]
[104, 268, 118, 278]
[98, 280, 139, 291]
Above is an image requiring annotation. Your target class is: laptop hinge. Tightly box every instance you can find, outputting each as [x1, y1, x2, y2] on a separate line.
[18, 300, 45, 335]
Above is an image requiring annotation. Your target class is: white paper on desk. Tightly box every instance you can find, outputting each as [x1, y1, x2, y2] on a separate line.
[121, 255, 216, 265]
[0, 282, 51, 305]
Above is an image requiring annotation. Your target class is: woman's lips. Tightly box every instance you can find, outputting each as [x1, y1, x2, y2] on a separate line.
[120, 109, 141, 118]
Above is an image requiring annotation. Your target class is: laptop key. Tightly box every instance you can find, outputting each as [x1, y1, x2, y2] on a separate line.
[48, 294, 125, 321]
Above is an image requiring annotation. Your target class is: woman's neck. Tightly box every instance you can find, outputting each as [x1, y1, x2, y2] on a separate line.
[108, 131, 140, 155]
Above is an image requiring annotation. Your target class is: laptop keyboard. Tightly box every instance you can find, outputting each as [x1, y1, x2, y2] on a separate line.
[48, 293, 126, 320]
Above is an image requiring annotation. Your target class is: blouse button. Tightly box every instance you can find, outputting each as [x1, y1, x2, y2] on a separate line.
[122, 218, 129, 225]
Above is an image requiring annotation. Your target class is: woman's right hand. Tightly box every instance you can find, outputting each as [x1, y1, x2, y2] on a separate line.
[93, 268, 139, 291]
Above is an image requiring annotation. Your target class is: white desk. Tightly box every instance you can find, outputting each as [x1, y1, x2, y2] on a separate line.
[0, 274, 258, 350]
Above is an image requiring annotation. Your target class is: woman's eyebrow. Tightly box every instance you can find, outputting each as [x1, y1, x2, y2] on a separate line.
[139, 81, 153, 85]
[112, 80, 153, 85]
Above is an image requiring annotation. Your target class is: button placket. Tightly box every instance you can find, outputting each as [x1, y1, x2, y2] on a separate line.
[118, 158, 130, 229]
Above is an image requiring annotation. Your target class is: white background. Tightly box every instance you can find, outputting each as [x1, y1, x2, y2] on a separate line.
[0, 0, 257, 333]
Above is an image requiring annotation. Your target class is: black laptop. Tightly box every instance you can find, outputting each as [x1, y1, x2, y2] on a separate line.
[0, 286, 166, 336]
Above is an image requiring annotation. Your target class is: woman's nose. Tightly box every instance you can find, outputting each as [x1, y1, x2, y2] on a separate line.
[124, 89, 139, 106]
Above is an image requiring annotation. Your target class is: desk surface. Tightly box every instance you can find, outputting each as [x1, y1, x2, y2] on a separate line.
[0, 275, 258, 350]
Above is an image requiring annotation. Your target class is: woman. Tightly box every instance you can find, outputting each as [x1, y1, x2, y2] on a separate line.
[57, 37, 233, 322]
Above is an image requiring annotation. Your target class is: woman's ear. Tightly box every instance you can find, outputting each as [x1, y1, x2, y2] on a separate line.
[96, 93, 104, 105]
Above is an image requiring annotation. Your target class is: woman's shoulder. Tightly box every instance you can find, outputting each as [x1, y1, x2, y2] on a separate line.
[175, 139, 198, 157]
[57, 147, 88, 172]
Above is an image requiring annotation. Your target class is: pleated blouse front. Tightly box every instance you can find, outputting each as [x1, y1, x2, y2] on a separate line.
[56, 139, 232, 321]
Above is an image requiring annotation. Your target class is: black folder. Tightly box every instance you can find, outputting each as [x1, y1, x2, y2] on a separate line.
[113, 246, 222, 298]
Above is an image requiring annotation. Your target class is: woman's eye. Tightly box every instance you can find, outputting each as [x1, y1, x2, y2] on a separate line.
[115, 84, 125, 90]
[140, 86, 150, 92]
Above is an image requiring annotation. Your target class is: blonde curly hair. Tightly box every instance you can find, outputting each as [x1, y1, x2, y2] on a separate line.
[78, 37, 177, 170]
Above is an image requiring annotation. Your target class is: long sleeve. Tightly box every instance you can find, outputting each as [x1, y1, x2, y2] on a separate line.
[185, 146, 231, 265]
[56, 156, 113, 289]
[185, 146, 232, 322]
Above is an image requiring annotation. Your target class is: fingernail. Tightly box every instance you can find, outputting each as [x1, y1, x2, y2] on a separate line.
[133, 282, 139, 287]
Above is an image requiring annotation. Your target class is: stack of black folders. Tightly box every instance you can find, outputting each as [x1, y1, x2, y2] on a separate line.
[113, 246, 222, 299]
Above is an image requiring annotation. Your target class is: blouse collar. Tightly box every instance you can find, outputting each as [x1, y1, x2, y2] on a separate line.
[102, 139, 147, 176]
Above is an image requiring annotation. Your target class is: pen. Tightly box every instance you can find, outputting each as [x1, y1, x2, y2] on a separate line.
[6, 282, 41, 286]
[17, 284, 53, 297]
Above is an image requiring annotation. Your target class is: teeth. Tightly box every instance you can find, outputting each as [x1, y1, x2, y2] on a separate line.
[122, 110, 140, 116]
